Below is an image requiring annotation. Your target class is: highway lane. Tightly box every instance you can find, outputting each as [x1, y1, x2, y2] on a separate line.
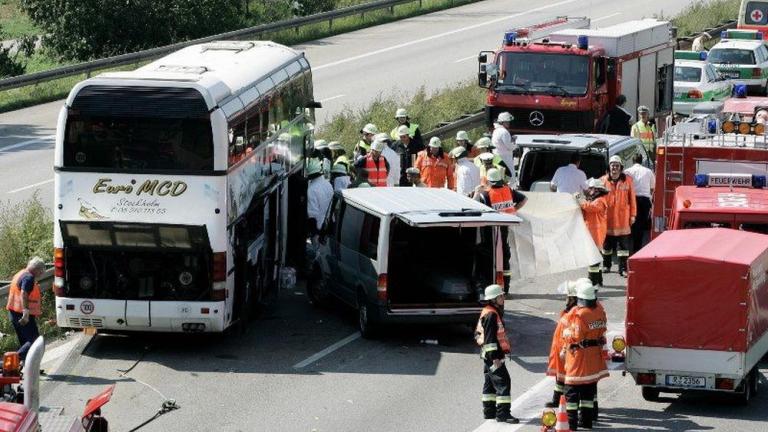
[0, 0, 691, 208]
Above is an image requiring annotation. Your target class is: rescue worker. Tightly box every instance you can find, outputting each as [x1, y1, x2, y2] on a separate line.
[631, 106, 657, 155]
[623, 153, 654, 254]
[328, 141, 350, 173]
[477, 152, 496, 185]
[473, 137, 492, 163]
[600, 156, 637, 277]
[562, 280, 608, 430]
[405, 167, 427, 187]
[7, 257, 46, 361]
[474, 168, 527, 293]
[331, 163, 351, 192]
[577, 178, 609, 286]
[390, 108, 423, 149]
[415, 137, 455, 189]
[450, 146, 481, 196]
[312, 139, 332, 179]
[476, 284, 520, 424]
[546, 280, 579, 408]
[393, 125, 425, 186]
[373, 133, 401, 187]
[354, 139, 390, 187]
[355, 123, 378, 163]
[600, 94, 632, 136]
[491, 112, 517, 183]
[550, 152, 588, 194]
[306, 159, 334, 242]
[455, 130, 480, 158]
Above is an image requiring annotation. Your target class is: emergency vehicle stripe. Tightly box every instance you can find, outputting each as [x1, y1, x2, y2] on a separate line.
[565, 370, 610, 384]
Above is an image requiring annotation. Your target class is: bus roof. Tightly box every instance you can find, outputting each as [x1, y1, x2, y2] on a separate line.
[675, 185, 768, 214]
[72, 41, 307, 111]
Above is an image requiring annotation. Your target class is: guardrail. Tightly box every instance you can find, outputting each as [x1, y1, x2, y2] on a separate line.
[0, 0, 471, 92]
[0, 268, 54, 302]
[423, 109, 486, 141]
[675, 20, 737, 50]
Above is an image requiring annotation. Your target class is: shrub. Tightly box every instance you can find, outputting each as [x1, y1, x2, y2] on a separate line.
[0, 194, 53, 280]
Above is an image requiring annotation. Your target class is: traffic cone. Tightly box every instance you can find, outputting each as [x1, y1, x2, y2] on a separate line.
[555, 395, 571, 432]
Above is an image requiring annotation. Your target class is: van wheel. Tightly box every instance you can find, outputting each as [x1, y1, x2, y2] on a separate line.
[738, 371, 754, 405]
[641, 386, 660, 402]
[357, 293, 378, 339]
[306, 268, 329, 307]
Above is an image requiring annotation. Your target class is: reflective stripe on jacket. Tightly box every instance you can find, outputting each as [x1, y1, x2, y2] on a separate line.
[562, 303, 609, 385]
[600, 174, 637, 236]
[415, 151, 455, 189]
[7, 270, 41, 316]
[364, 154, 388, 187]
[488, 186, 517, 214]
[631, 121, 656, 146]
[475, 305, 511, 358]
[547, 311, 570, 380]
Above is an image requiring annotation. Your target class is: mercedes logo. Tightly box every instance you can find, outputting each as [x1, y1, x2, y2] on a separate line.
[529, 111, 544, 127]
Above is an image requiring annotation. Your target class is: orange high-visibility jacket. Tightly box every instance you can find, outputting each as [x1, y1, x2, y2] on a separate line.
[562, 303, 609, 385]
[600, 174, 636, 236]
[475, 305, 511, 357]
[415, 151, 455, 189]
[580, 195, 608, 248]
[546, 310, 570, 381]
[7, 270, 41, 316]
[364, 154, 388, 187]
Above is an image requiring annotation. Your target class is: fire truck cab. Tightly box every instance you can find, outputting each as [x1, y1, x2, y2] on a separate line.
[478, 17, 675, 133]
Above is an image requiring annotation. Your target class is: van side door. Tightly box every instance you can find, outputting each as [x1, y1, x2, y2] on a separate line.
[338, 204, 365, 305]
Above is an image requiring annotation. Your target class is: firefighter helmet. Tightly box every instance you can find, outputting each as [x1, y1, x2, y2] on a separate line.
[483, 284, 504, 301]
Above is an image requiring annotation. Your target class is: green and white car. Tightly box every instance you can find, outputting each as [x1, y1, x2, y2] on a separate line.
[707, 31, 768, 95]
[674, 54, 732, 116]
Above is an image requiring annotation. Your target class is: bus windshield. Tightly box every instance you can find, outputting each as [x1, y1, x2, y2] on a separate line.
[64, 116, 214, 172]
[496, 53, 589, 96]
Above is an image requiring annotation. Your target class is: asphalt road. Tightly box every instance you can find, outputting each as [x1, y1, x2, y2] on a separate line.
[0, 0, 692, 208]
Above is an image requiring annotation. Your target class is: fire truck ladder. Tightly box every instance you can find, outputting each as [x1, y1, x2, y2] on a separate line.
[659, 133, 687, 229]
[513, 16, 591, 41]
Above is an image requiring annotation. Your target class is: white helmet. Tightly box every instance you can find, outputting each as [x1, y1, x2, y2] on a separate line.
[449, 146, 467, 159]
[395, 108, 408, 119]
[374, 132, 390, 143]
[428, 137, 442, 148]
[637, 105, 650, 113]
[486, 168, 504, 183]
[609, 155, 623, 166]
[475, 137, 492, 150]
[586, 178, 607, 191]
[483, 284, 504, 301]
[397, 125, 410, 137]
[478, 152, 495, 162]
[313, 139, 328, 150]
[328, 141, 343, 151]
[556, 280, 578, 297]
[361, 123, 378, 135]
[371, 140, 386, 152]
[331, 163, 348, 175]
[306, 159, 323, 176]
[456, 130, 470, 142]
[406, 167, 420, 176]
[575, 279, 597, 300]
[497, 112, 514, 123]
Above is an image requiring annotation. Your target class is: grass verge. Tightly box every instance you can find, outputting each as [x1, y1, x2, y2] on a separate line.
[670, 0, 740, 38]
[1, 0, 478, 113]
[0, 194, 64, 352]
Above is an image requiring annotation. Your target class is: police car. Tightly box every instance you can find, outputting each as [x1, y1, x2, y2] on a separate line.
[707, 29, 768, 95]
[673, 51, 732, 116]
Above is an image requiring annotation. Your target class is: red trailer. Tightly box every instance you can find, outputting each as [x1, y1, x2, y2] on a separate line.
[626, 228, 768, 403]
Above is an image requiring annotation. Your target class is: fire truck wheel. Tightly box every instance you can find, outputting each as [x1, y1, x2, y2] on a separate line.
[737, 372, 754, 405]
[641, 386, 660, 402]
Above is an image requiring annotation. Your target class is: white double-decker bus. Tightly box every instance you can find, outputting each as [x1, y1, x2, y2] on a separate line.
[53, 41, 316, 333]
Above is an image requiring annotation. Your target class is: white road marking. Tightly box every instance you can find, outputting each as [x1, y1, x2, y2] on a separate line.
[7, 178, 54, 194]
[320, 94, 346, 103]
[455, 54, 477, 63]
[592, 12, 622, 23]
[313, 0, 578, 71]
[0, 135, 55, 153]
[293, 332, 361, 369]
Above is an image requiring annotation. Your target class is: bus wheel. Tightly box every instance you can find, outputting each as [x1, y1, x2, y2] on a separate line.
[307, 267, 329, 307]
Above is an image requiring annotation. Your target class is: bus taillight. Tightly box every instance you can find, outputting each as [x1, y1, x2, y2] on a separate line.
[53, 248, 65, 296]
[212, 252, 227, 301]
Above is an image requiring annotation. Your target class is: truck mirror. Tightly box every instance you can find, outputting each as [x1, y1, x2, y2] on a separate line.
[478, 53, 488, 63]
[478, 72, 488, 88]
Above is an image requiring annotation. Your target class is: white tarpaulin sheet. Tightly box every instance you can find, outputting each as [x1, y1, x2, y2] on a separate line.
[508, 192, 601, 280]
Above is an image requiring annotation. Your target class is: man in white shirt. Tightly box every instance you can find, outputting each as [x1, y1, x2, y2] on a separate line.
[307, 159, 334, 244]
[491, 112, 517, 184]
[550, 152, 587, 194]
[449, 146, 480, 196]
[623, 153, 655, 254]
[374, 133, 401, 187]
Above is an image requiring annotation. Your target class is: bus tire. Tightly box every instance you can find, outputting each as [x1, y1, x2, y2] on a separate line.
[641, 386, 660, 402]
[357, 290, 379, 339]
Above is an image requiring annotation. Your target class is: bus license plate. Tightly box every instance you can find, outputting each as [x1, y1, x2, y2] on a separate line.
[665, 375, 706, 388]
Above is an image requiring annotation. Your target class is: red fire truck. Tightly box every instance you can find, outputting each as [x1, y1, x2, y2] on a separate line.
[477, 17, 675, 133]
[652, 131, 768, 238]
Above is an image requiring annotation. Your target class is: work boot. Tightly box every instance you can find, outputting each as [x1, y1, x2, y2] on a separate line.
[545, 390, 561, 408]
[496, 416, 520, 424]
[618, 256, 628, 277]
[597, 270, 603, 287]
[601, 254, 612, 273]
[482, 401, 496, 420]
[567, 409, 579, 431]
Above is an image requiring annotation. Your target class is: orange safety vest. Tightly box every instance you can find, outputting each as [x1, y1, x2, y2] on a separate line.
[562, 303, 609, 385]
[580, 196, 608, 248]
[487, 186, 517, 214]
[364, 154, 388, 187]
[546, 311, 570, 380]
[6, 270, 42, 316]
[415, 151, 455, 189]
[600, 174, 637, 236]
[475, 305, 511, 354]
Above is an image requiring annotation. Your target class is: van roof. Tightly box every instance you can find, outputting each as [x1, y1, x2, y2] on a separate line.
[341, 188, 521, 225]
[515, 134, 636, 150]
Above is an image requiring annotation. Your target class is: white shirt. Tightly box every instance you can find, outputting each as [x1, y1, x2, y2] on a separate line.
[381, 145, 401, 187]
[624, 163, 655, 198]
[551, 163, 587, 194]
[491, 123, 517, 182]
[333, 175, 351, 192]
[454, 158, 481, 196]
[307, 176, 334, 230]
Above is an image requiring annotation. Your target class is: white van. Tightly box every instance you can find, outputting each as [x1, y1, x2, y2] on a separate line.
[306, 188, 521, 337]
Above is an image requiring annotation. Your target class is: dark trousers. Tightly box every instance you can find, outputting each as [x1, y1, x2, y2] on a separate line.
[500, 227, 511, 293]
[565, 382, 597, 430]
[602, 235, 630, 273]
[482, 359, 512, 420]
[631, 196, 652, 254]
[549, 379, 565, 406]
[9, 310, 39, 361]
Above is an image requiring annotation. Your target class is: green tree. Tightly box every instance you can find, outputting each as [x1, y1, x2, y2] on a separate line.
[21, 0, 244, 60]
[0, 25, 30, 78]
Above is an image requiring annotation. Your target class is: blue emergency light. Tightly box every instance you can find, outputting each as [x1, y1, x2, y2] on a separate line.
[722, 29, 764, 40]
[699, 51, 708, 61]
[577, 35, 589, 50]
[504, 31, 517, 45]
[694, 173, 767, 188]
[707, 119, 717, 134]
[735, 84, 748, 98]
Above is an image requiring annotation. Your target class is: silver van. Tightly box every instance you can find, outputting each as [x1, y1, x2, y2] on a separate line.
[306, 188, 520, 338]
